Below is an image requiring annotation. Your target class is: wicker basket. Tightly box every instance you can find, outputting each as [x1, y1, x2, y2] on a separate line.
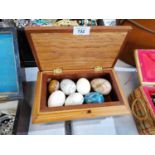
[129, 86, 155, 134]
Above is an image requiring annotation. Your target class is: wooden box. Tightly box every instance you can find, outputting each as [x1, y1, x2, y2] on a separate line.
[0, 27, 23, 101]
[25, 26, 131, 123]
[129, 49, 155, 134]
[117, 19, 155, 66]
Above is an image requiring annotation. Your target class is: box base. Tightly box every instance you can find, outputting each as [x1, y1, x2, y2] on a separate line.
[32, 68, 130, 123]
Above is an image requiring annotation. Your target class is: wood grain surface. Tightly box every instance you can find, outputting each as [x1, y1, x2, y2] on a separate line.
[117, 19, 155, 66]
[25, 26, 131, 123]
[32, 69, 130, 123]
[25, 26, 131, 71]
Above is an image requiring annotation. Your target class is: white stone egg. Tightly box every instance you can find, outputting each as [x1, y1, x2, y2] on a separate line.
[77, 78, 91, 95]
[91, 78, 112, 95]
[65, 93, 84, 106]
[48, 90, 65, 107]
[60, 79, 76, 95]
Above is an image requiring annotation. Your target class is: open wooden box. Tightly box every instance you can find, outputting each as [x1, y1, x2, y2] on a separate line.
[129, 49, 155, 134]
[25, 26, 131, 123]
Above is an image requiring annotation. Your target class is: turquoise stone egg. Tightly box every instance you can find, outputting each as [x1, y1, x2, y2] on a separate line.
[84, 92, 104, 104]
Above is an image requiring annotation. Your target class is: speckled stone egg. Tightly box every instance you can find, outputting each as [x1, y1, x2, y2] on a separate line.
[77, 78, 91, 95]
[65, 93, 84, 106]
[91, 78, 112, 95]
[48, 80, 59, 94]
[84, 92, 104, 104]
[48, 90, 65, 107]
[60, 79, 76, 95]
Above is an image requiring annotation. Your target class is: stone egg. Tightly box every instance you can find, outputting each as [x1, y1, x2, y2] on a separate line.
[48, 80, 59, 94]
[65, 93, 84, 106]
[48, 90, 65, 107]
[91, 78, 112, 95]
[60, 79, 76, 95]
[84, 92, 104, 104]
[77, 78, 91, 95]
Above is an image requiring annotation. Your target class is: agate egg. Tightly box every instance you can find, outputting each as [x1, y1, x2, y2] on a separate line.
[48, 90, 65, 107]
[77, 78, 91, 95]
[84, 92, 104, 104]
[65, 93, 84, 106]
[91, 78, 112, 95]
[48, 80, 59, 94]
[60, 79, 76, 95]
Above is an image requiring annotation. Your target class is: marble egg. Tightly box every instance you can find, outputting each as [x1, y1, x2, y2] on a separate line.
[77, 78, 91, 95]
[91, 78, 112, 95]
[65, 93, 84, 106]
[84, 92, 104, 104]
[48, 80, 59, 93]
[48, 90, 65, 107]
[60, 79, 76, 95]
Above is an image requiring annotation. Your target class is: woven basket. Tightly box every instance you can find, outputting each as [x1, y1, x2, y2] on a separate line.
[129, 87, 155, 135]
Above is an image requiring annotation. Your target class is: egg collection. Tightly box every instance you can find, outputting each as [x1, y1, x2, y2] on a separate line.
[47, 78, 112, 107]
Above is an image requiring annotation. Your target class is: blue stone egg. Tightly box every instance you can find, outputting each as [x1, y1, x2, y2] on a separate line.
[84, 92, 104, 104]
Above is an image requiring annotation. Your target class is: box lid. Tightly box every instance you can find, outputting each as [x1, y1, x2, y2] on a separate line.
[25, 26, 131, 71]
[0, 27, 23, 101]
[135, 49, 155, 86]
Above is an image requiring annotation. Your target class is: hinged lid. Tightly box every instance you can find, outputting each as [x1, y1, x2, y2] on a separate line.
[25, 26, 131, 71]
[0, 27, 23, 101]
[135, 49, 155, 86]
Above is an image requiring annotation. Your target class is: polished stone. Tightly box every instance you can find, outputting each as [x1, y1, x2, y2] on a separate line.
[48, 90, 66, 107]
[91, 78, 112, 95]
[77, 78, 91, 95]
[60, 79, 76, 95]
[65, 93, 84, 106]
[84, 92, 104, 104]
[48, 80, 59, 94]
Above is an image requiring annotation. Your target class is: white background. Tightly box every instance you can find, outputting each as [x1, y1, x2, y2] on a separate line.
[0, 0, 155, 154]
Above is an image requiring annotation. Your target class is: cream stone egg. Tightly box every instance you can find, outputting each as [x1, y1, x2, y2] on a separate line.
[60, 79, 76, 95]
[77, 78, 91, 95]
[65, 93, 84, 106]
[91, 78, 112, 95]
[48, 90, 66, 107]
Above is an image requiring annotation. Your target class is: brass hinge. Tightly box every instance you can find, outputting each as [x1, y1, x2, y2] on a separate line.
[94, 66, 103, 72]
[53, 68, 63, 74]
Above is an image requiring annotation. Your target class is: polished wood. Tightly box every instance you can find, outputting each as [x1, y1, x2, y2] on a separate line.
[25, 26, 131, 123]
[134, 50, 143, 85]
[112, 69, 130, 110]
[32, 68, 130, 123]
[25, 26, 131, 33]
[117, 19, 155, 66]
[25, 26, 131, 71]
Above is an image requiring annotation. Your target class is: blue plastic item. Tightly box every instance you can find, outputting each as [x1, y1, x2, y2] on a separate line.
[0, 33, 18, 93]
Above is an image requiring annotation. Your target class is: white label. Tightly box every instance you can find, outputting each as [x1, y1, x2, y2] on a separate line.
[73, 26, 90, 35]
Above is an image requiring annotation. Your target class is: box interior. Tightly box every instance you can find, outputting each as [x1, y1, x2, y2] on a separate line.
[0, 32, 19, 94]
[138, 49, 155, 83]
[143, 86, 155, 114]
[39, 70, 123, 112]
